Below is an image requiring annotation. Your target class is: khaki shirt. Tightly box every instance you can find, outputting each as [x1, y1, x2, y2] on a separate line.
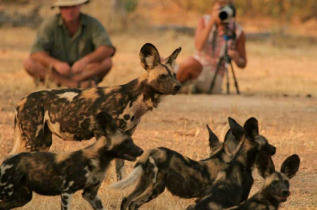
[31, 13, 115, 65]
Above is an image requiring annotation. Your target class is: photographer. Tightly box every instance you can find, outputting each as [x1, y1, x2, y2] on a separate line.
[176, 0, 247, 94]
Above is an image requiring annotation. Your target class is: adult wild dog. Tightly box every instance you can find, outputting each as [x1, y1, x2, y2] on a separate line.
[0, 112, 143, 210]
[109, 117, 275, 210]
[187, 118, 276, 210]
[12, 43, 181, 179]
[230, 152, 300, 210]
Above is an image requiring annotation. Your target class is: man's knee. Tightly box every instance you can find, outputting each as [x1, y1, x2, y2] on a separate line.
[98, 57, 113, 79]
[23, 57, 34, 74]
[23, 57, 43, 77]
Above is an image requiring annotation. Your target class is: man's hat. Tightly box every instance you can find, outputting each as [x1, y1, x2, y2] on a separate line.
[52, 0, 89, 9]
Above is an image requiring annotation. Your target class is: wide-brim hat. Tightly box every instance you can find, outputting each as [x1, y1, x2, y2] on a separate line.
[51, 0, 89, 9]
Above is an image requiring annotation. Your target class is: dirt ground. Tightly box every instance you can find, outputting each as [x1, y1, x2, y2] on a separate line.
[0, 26, 316, 210]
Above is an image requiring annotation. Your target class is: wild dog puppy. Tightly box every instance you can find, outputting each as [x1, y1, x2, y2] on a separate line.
[0, 112, 143, 210]
[12, 43, 181, 179]
[108, 117, 275, 210]
[187, 117, 276, 210]
[229, 152, 300, 210]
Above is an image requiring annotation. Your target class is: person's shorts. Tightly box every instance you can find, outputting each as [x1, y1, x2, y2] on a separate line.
[193, 65, 223, 94]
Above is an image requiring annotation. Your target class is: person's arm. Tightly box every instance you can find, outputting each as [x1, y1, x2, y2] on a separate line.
[228, 31, 247, 68]
[30, 15, 72, 76]
[72, 16, 115, 74]
[76, 45, 114, 65]
[71, 46, 114, 73]
[195, 17, 214, 51]
[31, 51, 71, 76]
[195, 4, 221, 51]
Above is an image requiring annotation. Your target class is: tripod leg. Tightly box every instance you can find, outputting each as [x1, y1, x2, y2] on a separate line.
[225, 62, 230, 94]
[230, 62, 240, 94]
[208, 57, 224, 94]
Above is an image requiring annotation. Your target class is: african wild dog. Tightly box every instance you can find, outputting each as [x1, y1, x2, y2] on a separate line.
[187, 118, 276, 210]
[0, 112, 143, 210]
[12, 43, 181, 180]
[202, 120, 276, 206]
[108, 117, 275, 210]
[218, 119, 276, 204]
[229, 152, 300, 210]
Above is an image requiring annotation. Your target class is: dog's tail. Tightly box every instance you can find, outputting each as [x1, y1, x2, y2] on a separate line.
[109, 149, 159, 190]
[108, 165, 144, 190]
[10, 113, 26, 155]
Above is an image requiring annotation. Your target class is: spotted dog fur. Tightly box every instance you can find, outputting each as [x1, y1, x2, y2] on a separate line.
[108, 117, 276, 210]
[12, 43, 181, 179]
[187, 118, 277, 210]
[0, 112, 143, 210]
[230, 152, 300, 210]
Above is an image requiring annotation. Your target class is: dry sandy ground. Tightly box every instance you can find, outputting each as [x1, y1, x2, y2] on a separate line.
[0, 27, 316, 209]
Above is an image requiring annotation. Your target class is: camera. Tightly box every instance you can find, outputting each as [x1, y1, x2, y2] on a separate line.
[218, 4, 236, 23]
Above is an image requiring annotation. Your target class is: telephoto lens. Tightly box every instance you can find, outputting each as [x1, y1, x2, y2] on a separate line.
[219, 4, 235, 23]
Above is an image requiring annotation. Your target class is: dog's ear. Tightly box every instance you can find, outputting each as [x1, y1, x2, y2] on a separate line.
[243, 117, 259, 140]
[165, 47, 182, 68]
[255, 151, 275, 178]
[94, 111, 118, 137]
[224, 118, 245, 156]
[224, 130, 236, 155]
[228, 117, 244, 141]
[206, 124, 221, 151]
[139, 43, 161, 71]
[281, 154, 300, 179]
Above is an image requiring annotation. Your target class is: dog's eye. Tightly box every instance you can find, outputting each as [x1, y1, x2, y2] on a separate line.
[159, 74, 167, 79]
[284, 180, 289, 187]
[272, 180, 279, 185]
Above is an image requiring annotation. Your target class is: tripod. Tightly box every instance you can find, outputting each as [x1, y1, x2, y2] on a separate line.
[208, 25, 240, 95]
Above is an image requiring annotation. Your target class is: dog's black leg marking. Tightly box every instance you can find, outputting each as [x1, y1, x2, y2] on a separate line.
[82, 184, 104, 210]
[43, 122, 53, 151]
[61, 193, 72, 210]
[116, 159, 125, 180]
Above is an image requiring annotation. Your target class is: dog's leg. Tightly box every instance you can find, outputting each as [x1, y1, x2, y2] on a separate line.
[82, 184, 104, 210]
[42, 123, 53, 151]
[61, 193, 73, 210]
[116, 159, 125, 180]
[121, 174, 152, 210]
[128, 186, 154, 210]
[128, 176, 165, 210]
[143, 183, 165, 203]
[0, 186, 32, 209]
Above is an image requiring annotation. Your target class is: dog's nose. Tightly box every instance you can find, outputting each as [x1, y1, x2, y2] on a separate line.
[174, 85, 181, 91]
[281, 190, 290, 197]
[138, 148, 144, 156]
[270, 146, 276, 155]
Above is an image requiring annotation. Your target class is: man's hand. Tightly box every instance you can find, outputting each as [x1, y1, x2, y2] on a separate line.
[53, 61, 71, 76]
[72, 58, 90, 74]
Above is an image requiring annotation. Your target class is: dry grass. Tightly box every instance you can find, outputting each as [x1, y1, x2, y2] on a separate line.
[0, 22, 316, 210]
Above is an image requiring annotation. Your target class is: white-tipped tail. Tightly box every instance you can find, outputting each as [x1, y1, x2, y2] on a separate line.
[10, 119, 25, 155]
[108, 165, 143, 190]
